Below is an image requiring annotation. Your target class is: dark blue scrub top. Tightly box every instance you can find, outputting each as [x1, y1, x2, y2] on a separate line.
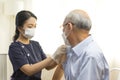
[8, 40, 46, 80]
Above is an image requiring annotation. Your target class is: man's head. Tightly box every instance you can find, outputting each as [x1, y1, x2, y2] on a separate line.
[62, 9, 92, 47]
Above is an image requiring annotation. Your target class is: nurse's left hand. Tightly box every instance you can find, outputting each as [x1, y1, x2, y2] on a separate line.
[52, 45, 67, 64]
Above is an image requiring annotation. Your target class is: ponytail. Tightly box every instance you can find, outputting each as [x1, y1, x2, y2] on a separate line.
[13, 28, 19, 41]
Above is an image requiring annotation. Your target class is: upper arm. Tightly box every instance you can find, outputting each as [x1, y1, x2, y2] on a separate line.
[52, 64, 64, 80]
[78, 57, 102, 80]
[34, 41, 56, 70]
[34, 41, 54, 70]
[45, 61, 57, 70]
[8, 44, 28, 71]
[34, 41, 47, 60]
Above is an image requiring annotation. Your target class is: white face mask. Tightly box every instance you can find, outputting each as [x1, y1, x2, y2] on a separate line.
[62, 32, 70, 46]
[24, 28, 35, 39]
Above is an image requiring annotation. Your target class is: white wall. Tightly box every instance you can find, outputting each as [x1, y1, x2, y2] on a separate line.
[32, 0, 97, 55]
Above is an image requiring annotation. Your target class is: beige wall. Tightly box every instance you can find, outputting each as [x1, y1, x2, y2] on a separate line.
[0, 0, 30, 80]
[0, 14, 15, 80]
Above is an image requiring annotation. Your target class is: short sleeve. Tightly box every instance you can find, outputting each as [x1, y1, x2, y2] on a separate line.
[8, 43, 29, 71]
[77, 57, 102, 80]
[31, 41, 47, 60]
[37, 42, 46, 60]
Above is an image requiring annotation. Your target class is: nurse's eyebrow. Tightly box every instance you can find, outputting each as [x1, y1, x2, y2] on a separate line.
[28, 24, 37, 26]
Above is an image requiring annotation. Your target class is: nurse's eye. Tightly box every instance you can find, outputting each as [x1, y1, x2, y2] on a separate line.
[27, 26, 33, 28]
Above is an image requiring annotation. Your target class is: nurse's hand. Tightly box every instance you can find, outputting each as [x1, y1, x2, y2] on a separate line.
[52, 45, 67, 64]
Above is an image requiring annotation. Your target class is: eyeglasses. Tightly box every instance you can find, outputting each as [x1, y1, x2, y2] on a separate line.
[63, 22, 74, 27]
[60, 23, 68, 30]
[63, 23, 68, 27]
[60, 22, 74, 31]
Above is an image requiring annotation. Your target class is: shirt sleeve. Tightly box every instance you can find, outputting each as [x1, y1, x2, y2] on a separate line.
[39, 45, 47, 60]
[8, 43, 29, 72]
[77, 57, 103, 80]
[33, 41, 47, 60]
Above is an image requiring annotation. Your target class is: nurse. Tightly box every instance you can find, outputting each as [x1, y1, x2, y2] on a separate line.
[8, 10, 66, 80]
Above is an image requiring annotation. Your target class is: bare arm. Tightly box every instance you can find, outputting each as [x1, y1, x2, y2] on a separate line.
[52, 64, 64, 80]
[45, 54, 66, 70]
[45, 61, 57, 70]
[20, 57, 54, 76]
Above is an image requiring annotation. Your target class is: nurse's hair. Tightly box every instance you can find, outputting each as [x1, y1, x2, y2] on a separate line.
[13, 10, 37, 41]
[63, 9, 92, 31]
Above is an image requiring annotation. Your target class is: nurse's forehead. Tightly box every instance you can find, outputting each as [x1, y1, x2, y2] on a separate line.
[24, 17, 37, 25]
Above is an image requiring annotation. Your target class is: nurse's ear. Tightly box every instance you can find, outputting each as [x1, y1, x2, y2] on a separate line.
[18, 26, 24, 34]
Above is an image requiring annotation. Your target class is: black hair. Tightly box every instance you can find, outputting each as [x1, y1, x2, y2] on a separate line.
[13, 10, 37, 41]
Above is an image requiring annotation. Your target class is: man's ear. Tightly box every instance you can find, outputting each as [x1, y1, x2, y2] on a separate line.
[67, 23, 73, 31]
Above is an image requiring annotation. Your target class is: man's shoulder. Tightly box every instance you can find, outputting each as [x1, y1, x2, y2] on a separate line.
[85, 41, 104, 60]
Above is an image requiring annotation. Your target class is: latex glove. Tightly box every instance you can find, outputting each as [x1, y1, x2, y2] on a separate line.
[57, 53, 66, 64]
[52, 45, 67, 64]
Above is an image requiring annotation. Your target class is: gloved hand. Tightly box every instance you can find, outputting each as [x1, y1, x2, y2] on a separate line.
[57, 53, 66, 64]
[52, 45, 67, 64]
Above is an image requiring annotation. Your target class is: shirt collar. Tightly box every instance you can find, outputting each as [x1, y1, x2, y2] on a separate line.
[72, 35, 93, 56]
